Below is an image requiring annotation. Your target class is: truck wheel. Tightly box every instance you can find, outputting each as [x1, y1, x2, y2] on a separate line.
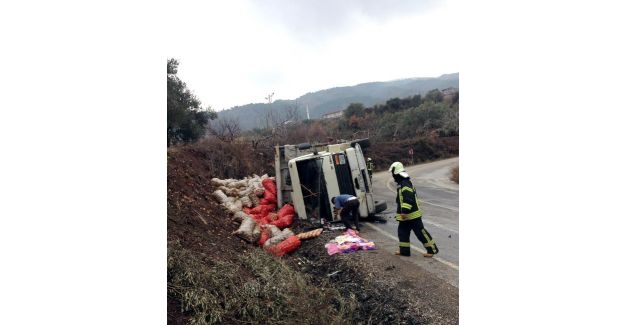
[374, 200, 387, 213]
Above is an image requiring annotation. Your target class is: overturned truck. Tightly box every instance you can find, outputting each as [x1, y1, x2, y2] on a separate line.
[275, 139, 387, 226]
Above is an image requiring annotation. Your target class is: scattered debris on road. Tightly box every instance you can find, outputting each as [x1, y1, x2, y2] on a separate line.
[325, 228, 376, 255]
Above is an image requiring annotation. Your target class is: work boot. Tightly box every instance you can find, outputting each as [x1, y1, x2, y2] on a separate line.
[424, 242, 439, 256]
[423, 246, 438, 257]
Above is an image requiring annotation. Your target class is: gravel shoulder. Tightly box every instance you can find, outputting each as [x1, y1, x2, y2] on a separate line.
[289, 225, 459, 324]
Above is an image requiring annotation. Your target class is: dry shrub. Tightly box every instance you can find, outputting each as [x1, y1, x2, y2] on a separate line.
[368, 136, 458, 170]
[167, 241, 356, 325]
[172, 137, 274, 180]
[450, 165, 459, 184]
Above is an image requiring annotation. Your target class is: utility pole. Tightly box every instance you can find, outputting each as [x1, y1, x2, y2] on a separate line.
[306, 105, 310, 120]
[265, 92, 275, 136]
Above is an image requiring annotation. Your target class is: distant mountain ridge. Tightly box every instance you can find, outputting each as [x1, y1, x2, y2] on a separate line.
[217, 73, 459, 130]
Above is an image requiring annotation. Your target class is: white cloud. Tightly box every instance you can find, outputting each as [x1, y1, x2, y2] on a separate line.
[171, 0, 459, 111]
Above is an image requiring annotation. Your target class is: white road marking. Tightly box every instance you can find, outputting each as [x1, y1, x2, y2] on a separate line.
[376, 212, 459, 235]
[423, 219, 459, 234]
[385, 177, 459, 212]
[414, 178, 459, 192]
[420, 200, 459, 212]
[385, 177, 396, 192]
[365, 223, 459, 271]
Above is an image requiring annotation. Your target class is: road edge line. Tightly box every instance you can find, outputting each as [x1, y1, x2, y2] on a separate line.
[365, 223, 459, 271]
[385, 177, 459, 212]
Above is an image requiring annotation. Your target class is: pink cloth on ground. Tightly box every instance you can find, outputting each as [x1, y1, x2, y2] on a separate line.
[324, 229, 376, 255]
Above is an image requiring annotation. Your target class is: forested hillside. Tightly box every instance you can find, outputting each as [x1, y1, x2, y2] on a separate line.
[217, 73, 459, 130]
[231, 87, 459, 169]
[168, 57, 459, 167]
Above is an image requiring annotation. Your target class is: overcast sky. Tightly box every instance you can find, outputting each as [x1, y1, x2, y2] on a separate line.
[169, 0, 460, 111]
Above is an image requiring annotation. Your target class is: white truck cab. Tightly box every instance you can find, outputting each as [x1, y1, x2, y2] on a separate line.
[274, 139, 386, 226]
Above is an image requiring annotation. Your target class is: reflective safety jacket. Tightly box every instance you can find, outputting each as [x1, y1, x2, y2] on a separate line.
[367, 161, 374, 173]
[395, 177, 422, 221]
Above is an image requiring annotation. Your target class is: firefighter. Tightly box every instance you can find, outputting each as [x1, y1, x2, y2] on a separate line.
[366, 158, 374, 182]
[388, 161, 439, 257]
[331, 194, 360, 231]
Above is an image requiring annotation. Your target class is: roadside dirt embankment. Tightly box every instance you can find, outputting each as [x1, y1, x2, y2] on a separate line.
[168, 141, 458, 324]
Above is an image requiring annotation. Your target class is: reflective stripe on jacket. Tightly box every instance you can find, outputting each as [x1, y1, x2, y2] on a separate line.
[395, 177, 422, 221]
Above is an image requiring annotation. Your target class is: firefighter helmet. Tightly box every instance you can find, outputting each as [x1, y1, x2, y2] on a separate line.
[388, 161, 405, 175]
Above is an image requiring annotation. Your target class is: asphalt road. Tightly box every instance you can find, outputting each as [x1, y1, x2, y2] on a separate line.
[363, 157, 459, 287]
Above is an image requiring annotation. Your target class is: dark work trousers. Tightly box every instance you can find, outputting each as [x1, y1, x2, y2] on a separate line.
[397, 217, 439, 256]
[340, 199, 360, 230]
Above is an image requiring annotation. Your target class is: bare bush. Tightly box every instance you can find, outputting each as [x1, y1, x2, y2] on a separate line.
[262, 103, 302, 145]
[450, 165, 459, 184]
[209, 117, 241, 142]
[189, 137, 274, 179]
[168, 244, 356, 325]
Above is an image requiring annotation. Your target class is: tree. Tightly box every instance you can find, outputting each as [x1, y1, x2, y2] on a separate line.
[408, 94, 422, 108]
[167, 58, 216, 146]
[344, 103, 364, 118]
[209, 117, 241, 142]
[424, 89, 443, 103]
[385, 98, 402, 111]
[260, 102, 301, 145]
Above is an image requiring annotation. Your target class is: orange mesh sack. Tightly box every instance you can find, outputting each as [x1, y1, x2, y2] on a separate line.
[249, 204, 274, 215]
[277, 204, 295, 218]
[249, 205, 263, 214]
[251, 214, 268, 225]
[267, 235, 301, 257]
[270, 213, 294, 229]
[263, 191, 277, 204]
[283, 213, 294, 226]
[261, 179, 277, 195]
[266, 212, 279, 222]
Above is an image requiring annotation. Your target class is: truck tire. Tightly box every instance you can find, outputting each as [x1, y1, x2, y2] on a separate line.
[374, 200, 387, 214]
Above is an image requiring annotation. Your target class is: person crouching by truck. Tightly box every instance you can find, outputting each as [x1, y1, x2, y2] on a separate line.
[331, 194, 360, 231]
